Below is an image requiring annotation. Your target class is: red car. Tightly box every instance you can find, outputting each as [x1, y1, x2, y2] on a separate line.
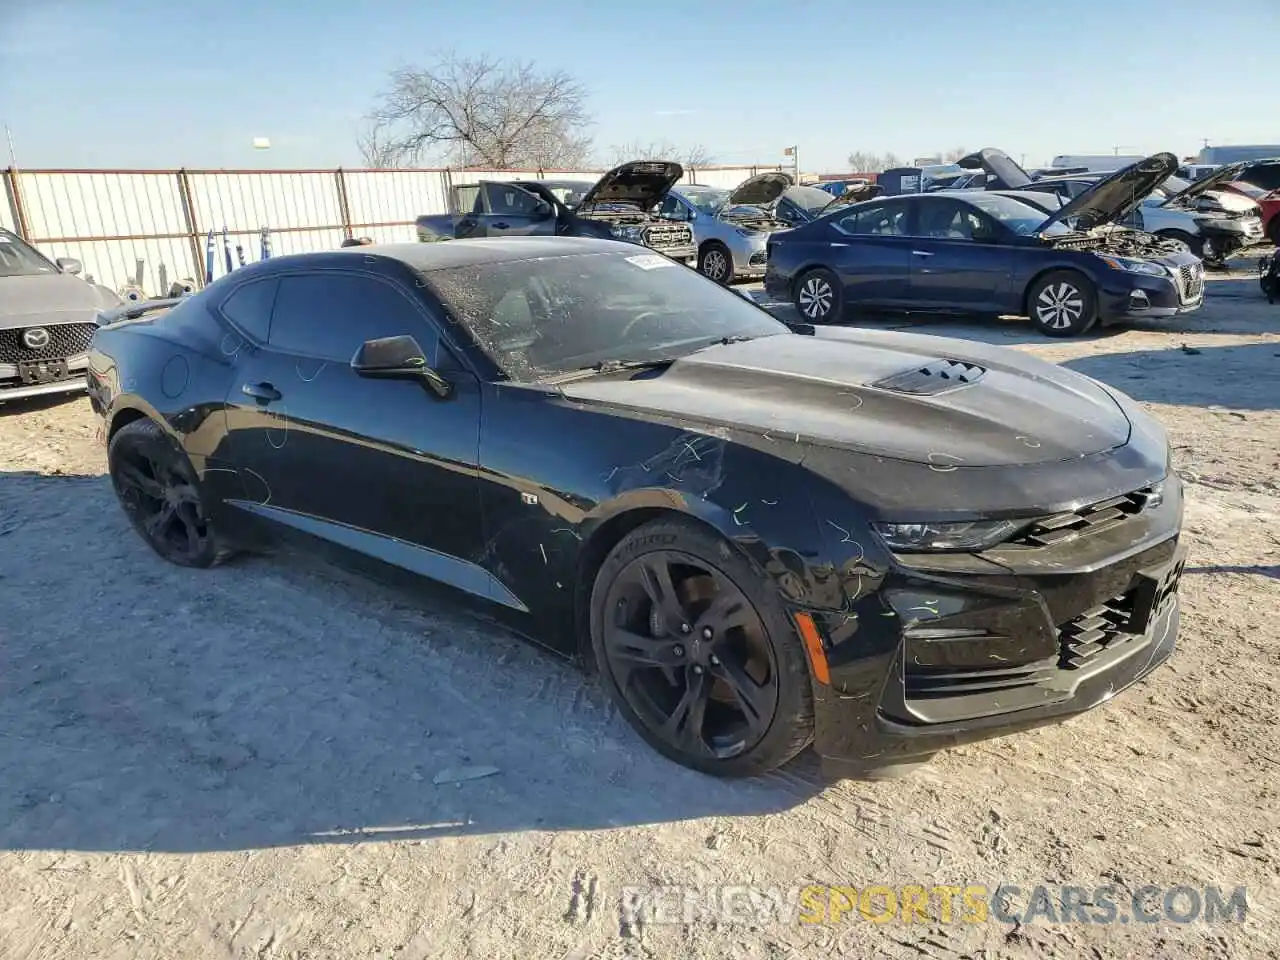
[1220, 162, 1280, 244]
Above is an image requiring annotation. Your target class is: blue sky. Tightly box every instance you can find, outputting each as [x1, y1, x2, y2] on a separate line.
[2, 0, 1277, 172]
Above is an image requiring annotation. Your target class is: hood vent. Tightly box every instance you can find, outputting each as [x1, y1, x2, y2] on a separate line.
[871, 359, 987, 396]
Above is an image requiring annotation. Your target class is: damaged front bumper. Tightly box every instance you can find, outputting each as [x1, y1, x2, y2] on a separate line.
[802, 473, 1187, 774]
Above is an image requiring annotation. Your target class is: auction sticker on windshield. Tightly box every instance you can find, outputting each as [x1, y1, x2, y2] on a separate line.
[625, 253, 675, 270]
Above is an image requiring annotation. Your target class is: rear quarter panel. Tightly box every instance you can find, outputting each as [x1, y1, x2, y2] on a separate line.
[89, 298, 243, 501]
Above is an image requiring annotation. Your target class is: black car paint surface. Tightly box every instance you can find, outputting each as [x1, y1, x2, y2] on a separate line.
[88, 237, 1185, 772]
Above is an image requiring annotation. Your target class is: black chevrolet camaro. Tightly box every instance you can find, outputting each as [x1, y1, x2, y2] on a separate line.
[87, 237, 1187, 778]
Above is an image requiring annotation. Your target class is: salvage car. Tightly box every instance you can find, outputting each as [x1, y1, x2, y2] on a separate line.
[1217, 161, 1280, 244]
[88, 236, 1186, 779]
[765, 153, 1205, 336]
[961, 150, 1266, 265]
[0, 228, 122, 403]
[657, 173, 862, 283]
[414, 162, 697, 265]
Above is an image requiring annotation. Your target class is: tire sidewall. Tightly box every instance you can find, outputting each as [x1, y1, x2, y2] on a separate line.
[697, 242, 733, 285]
[108, 418, 222, 568]
[794, 268, 842, 323]
[1028, 269, 1098, 337]
[588, 518, 815, 777]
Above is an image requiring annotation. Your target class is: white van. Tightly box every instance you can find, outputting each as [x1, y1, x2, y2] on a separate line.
[1050, 154, 1147, 173]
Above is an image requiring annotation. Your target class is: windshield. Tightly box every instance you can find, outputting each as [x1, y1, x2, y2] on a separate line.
[786, 185, 837, 215]
[540, 182, 594, 209]
[963, 193, 1074, 237]
[422, 250, 789, 381]
[1227, 181, 1266, 199]
[679, 188, 730, 215]
[0, 231, 57, 277]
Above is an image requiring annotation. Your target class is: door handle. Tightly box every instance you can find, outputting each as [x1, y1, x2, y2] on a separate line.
[242, 381, 282, 403]
[911, 250, 935, 257]
[491, 222, 510, 230]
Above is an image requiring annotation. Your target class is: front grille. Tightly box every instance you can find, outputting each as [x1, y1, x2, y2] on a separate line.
[1057, 594, 1136, 669]
[0, 323, 96, 364]
[642, 223, 693, 251]
[1178, 263, 1203, 302]
[1008, 486, 1159, 547]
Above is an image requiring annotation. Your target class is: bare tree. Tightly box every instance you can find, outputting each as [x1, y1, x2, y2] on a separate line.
[607, 139, 716, 168]
[941, 146, 970, 162]
[361, 53, 594, 169]
[845, 150, 903, 173]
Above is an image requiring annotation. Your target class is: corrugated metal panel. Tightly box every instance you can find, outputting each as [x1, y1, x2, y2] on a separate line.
[5, 163, 772, 289]
[343, 170, 451, 228]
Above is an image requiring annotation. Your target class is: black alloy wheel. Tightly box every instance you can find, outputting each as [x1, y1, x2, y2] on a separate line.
[590, 518, 814, 776]
[108, 418, 232, 568]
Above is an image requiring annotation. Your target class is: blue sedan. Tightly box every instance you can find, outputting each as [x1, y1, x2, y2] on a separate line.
[763, 155, 1206, 337]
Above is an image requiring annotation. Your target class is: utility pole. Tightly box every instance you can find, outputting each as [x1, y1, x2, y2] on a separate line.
[4, 125, 17, 169]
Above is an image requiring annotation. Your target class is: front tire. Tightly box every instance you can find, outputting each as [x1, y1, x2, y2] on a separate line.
[108, 418, 233, 568]
[589, 517, 815, 777]
[1027, 270, 1098, 337]
[794, 267, 843, 323]
[697, 242, 733, 285]
[1268, 217, 1280, 246]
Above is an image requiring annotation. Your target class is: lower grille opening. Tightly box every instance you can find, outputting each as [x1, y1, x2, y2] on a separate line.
[1058, 593, 1137, 669]
[905, 658, 1057, 699]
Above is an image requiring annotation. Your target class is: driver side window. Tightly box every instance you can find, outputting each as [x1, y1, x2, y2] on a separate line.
[482, 183, 542, 217]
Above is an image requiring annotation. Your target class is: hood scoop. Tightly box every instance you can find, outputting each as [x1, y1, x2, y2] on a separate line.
[871, 359, 987, 396]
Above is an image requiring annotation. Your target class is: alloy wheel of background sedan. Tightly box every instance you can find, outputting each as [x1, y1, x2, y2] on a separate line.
[1035, 282, 1084, 330]
[1028, 270, 1097, 337]
[699, 245, 731, 284]
[796, 270, 839, 321]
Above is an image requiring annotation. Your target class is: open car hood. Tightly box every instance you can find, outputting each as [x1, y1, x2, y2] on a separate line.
[1161, 160, 1267, 205]
[1038, 153, 1178, 232]
[1224, 159, 1280, 195]
[726, 172, 794, 208]
[578, 160, 684, 210]
[957, 148, 1034, 190]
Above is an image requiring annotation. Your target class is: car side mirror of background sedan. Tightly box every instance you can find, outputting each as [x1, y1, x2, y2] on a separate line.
[351, 335, 453, 398]
[56, 257, 82, 274]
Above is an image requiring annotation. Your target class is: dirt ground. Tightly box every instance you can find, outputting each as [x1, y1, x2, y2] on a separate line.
[1, 264, 1278, 960]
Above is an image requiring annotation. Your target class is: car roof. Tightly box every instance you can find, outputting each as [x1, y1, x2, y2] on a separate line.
[235, 237, 641, 277]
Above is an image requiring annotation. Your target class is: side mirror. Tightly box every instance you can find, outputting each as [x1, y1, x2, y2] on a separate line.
[56, 257, 82, 275]
[351, 335, 452, 398]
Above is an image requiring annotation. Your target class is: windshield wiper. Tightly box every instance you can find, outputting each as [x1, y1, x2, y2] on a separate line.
[545, 357, 679, 383]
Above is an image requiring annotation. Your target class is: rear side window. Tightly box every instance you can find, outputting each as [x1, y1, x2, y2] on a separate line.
[834, 202, 910, 236]
[268, 273, 438, 365]
[219, 278, 278, 342]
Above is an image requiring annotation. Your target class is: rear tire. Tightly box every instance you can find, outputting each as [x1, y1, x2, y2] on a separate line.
[1268, 217, 1280, 246]
[589, 517, 815, 777]
[1026, 270, 1098, 337]
[793, 268, 843, 323]
[108, 418, 234, 568]
[697, 242, 733, 285]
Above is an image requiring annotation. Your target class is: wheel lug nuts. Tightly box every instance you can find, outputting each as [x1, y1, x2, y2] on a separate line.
[691, 665, 703, 675]
[701, 627, 713, 640]
[673, 645, 685, 657]
[680, 623, 691, 634]
[709, 654, 719, 665]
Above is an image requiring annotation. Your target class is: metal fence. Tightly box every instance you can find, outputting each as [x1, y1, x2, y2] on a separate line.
[1, 163, 784, 297]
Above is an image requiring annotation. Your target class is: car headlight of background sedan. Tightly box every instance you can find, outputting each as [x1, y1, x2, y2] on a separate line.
[873, 519, 1027, 552]
[1098, 255, 1167, 277]
[610, 224, 645, 243]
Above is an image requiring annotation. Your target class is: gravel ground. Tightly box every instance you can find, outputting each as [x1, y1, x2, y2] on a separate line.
[1, 263, 1278, 960]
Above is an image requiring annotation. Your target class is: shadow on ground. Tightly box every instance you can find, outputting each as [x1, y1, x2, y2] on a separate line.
[0, 471, 822, 856]
[1064, 341, 1280, 410]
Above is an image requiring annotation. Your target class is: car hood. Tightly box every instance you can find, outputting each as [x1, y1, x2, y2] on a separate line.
[557, 327, 1132, 468]
[1162, 160, 1273, 205]
[0, 273, 110, 328]
[578, 160, 684, 210]
[957, 148, 1034, 190]
[726, 172, 794, 208]
[1235, 160, 1280, 193]
[1039, 152, 1178, 232]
